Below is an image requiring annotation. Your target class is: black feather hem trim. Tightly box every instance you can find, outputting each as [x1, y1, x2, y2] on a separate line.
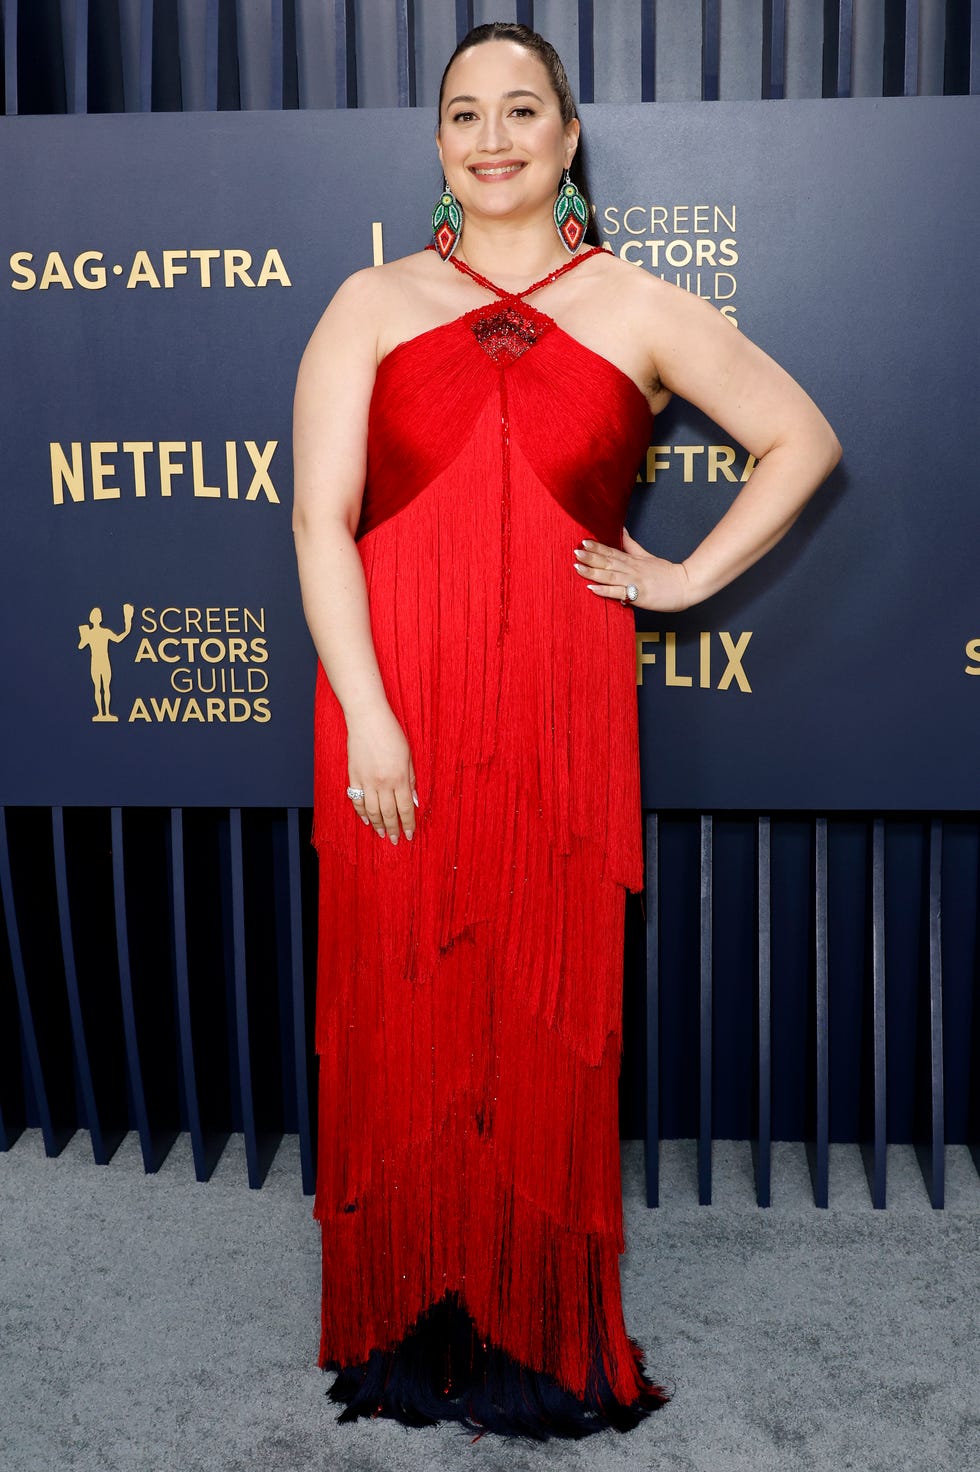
[321, 1290, 673, 1442]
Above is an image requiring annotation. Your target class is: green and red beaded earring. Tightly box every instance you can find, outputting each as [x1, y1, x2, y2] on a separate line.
[554, 169, 589, 253]
[431, 181, 463, 260]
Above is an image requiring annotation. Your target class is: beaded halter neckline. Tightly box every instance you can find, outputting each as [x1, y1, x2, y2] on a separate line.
[426, 243, 605, 302]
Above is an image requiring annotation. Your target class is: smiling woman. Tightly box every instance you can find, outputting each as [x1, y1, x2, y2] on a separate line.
[292, 17, 839, 1446]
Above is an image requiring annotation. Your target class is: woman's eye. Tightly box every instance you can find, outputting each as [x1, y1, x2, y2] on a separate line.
[511, 107, 535, 117]
[451, 110, 476, 123]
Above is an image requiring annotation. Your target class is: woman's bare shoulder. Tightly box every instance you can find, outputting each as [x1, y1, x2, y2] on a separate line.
[300, 251, 437, 359]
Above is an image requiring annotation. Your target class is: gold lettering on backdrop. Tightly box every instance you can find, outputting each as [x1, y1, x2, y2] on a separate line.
[636, 632, 753, 693]
[75, 603, 273, 725]
[8, 249, 291, 290]
[599, 203, 739, 322]
[48, 441, 280, 504]
[965, 638, 980, 675]
[637, 445, 756, 486]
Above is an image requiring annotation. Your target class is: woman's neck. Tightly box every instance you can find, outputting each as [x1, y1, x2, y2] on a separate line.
[451, 217, 579, 287]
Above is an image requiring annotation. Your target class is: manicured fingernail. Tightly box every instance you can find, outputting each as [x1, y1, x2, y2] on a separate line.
[361, 816, 370, 825]
[389, 834, 398, 845]
[412, 790, 419, 807]
[581, 539, 593, 548]
[405, 830, 414, 841]
[573, 548, 585, 559]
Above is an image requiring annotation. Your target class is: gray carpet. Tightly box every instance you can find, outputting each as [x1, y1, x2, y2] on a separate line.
[1, 1129, 977, 1472]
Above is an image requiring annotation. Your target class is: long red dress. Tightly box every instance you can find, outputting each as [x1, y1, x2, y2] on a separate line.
[310, 246, 672, 1438]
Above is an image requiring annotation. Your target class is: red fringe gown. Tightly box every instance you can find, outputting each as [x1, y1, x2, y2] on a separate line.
[311, 245, 672, 1438]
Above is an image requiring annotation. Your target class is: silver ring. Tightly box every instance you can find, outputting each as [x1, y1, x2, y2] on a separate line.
[625, 583, 638, 602]
[346, 786, 365, 801]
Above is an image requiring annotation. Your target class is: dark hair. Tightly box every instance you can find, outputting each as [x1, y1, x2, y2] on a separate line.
[437, 22, 601, 247]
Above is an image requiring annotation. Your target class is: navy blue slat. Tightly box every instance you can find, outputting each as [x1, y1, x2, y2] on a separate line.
[139, 0, 153, 110]
[169, 809, 211, 1181]
[73, 0, 89, 113]
[644, 813, 660, 1208]
[335, 0, 357, 108]
[698, 815, 712, 1204]
[577, 0, 594, 103]
[287, 809, 315, 1195]
[640, 0, 656, 100]
[4, 0, 18, 114]
[229, 808, 267, 1187]
[0, 809, 56, 1151]
[454, 0, 473, 46]
[270, 0, 284, 108]
[809, 817, 830, 1206]
[701, 0, 720, 100]
[51, 807, 104, 1160]
[395, 0, 416, 106]
[919, 819, 945, 1206]
[973, 0, 980, 95]
[837, 0, 853, 96]
[205, 0, 220, 109]
[762, 0, 786, 99]
[904, 0, 920, 95]
[865, 818, 887, 1206]
[515, 0, 533, 28]
[756, 817, 772, 1207]
[111, 807, 160, 1171]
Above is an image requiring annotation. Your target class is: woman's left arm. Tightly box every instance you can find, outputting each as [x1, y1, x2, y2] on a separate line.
[574, 279, 842, 611]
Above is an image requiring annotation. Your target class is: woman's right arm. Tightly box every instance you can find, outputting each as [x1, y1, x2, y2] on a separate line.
[292, 269, 417, 845]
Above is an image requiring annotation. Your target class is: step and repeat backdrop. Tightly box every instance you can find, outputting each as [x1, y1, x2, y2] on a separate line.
[1, 99, 976, 808]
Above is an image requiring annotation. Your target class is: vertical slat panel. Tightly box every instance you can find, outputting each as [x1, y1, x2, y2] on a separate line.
[169, 808, 221, 1181]
[4, 0, 18, 114]
[138, 0, 153, 108]
[644, 812, 660, 1208]
[837, 0, 855, 94]
[756, 817, 772, 1206]
[287, 809, 315, 1195]
[111, 807, 164, 1171]
[918, 0, 945, 93]
[917, 818, 945, 1205]
[577, 0, 594, 102]
[395, 0, 416, 105]
[698, 814, 712, 1204]
[701, 0, 720, 98]
[229, 808, 271, 1187]
[640, 0, 656, 99]
[454, 0, 473, 45]
[973, 0, 980, 94]
[809, 817, 830, 1206]
[851, 0, 885, 97]
[51, 808, 105, 1160]
[515, 0, 533, 26]
[335, 0, 356, 106]
[73, 0, 89, 111]
[270, 0, 284, 107]
[204, 0, 219, 107]
[762, 0, 787, 98]
[904, 0, 920, 93]
[0, 809, 58, 1152]
[863, 817, 887, 1206]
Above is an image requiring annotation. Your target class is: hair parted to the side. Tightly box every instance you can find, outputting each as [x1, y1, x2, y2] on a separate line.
[437, 22, 601, 247]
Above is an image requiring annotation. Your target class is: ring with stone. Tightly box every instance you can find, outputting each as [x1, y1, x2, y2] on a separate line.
[625, 583, 639, 602]
[346, 786, 365, 801]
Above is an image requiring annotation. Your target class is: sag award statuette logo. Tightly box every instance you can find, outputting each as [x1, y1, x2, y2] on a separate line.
[77, 603, 134, 721]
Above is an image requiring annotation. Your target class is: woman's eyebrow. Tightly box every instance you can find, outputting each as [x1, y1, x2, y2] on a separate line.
[444, 89, 546, 106]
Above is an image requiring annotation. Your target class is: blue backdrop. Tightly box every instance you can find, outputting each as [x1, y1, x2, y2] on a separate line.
[1, 98, 977, 807]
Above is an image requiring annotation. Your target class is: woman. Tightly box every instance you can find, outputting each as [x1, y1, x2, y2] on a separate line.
[292, 21, 840, 1442]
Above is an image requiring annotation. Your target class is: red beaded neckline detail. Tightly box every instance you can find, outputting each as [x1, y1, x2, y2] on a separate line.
[426, 243, 606, 301]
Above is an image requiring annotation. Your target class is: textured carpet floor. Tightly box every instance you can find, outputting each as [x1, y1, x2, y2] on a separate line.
[1, 1130, 977, 1472]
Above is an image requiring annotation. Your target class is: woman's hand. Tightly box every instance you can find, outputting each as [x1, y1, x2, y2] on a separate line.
[573, 528, 692, 612]
[346, 704, 418, 845]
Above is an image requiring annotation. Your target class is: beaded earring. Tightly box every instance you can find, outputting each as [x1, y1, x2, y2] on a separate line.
[431, 181, 463, 261]
[553, 169, 589, 253]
